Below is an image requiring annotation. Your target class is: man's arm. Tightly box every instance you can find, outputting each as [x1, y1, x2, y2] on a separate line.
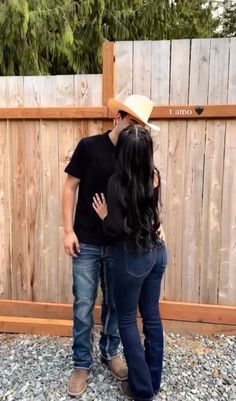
[62, 174, 80, 257]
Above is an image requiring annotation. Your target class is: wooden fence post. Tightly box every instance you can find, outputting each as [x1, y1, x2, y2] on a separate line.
[102, 41, 116, 132]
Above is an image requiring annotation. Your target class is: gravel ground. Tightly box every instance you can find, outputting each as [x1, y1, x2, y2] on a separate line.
[0, 330, 235, 401]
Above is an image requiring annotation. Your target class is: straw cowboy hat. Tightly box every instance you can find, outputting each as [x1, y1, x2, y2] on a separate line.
[108, 94, 160, 131]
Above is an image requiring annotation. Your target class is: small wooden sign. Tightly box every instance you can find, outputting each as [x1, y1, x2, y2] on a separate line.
[151, 105, 236, 119]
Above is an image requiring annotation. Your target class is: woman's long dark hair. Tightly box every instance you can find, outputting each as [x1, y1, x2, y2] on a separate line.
[115, 124, 161, 251]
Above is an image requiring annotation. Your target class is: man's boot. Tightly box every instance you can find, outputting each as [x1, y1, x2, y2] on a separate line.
[101, 356, 128, 381]
[68, 368, 88, 397]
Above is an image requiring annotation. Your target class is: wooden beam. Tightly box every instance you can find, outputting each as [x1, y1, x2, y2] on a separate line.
[1, 316, 235, 337]
[150, 104, 236, 119]
[102, 41, 116, 131]
[0, 104, 235, 120]
[102, 41, 116, 105]
[0, 107, 108, 120]
[0, 316, 72, 337]
[1, 300, 235, 325]
[159, 301, 236, 325]
[162, 320, 236, 336]
[0, 300, 72, 320]
[108, 104, 236, 119]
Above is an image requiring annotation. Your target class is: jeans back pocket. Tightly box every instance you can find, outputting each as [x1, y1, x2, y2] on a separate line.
[125, 250, 151, 279]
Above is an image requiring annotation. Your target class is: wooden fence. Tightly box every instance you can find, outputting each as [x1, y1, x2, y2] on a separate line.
[0, 39, 236, 335]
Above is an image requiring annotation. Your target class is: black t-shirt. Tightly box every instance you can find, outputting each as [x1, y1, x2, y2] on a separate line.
[65, 131, 116, 246]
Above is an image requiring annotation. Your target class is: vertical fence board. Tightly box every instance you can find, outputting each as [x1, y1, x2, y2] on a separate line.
[40, 77, 59, 302]
[116, 41, 133, 100]
[24, 77, 41, 301]
[133, 41, 152, 96]
[0, 78, 11, 299]
[219, 37, 236, 305]
[88, 75, 103, 136]
[200, 38, 230, 304]
[0, 120, 11, 299]
[23, 76, 41, 106]
[7, 77, 29, 300]
[75, 75, 91, 139]
[181, 39, 211, 302]
[165, 40, 190, 301]
[151, 40, 170, 300]
[7, 77, 24, 107]
[103, 42, 116, 132]
[10, 120, 29, 299]
[57, 75, 75, 304]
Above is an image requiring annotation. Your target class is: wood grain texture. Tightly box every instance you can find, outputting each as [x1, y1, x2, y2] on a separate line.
[102, 42, 116, 105]
[1, 316, 235, 336]
[116, 41, 133, 100]
[133, 41, 152, 96]
[40, 121, 59, 302]
[74, 75, 103, 138]
[150, 104, 236, 119]
[40, 77, 59, 302]
[0, 39, 235, 308]
[219, 38, 236, 305]
[181, 39, 211, 302]
[7, 77, 24, 107]
[103, 41, 116, 131]
[165, 40, 190, 301]
[0, 121, 11, 299]
[1, 300, 235, 325]
[0, 104, 235, 120]
[151, 40, 170, 300]
[10, 120, 29, 299]
[0, 107, 107, 120]
[200, 38, 230, 304]
[8, 78, 29, 300]
[0, 78, 11, 299]
[57, 75, 75, 304]
[23, 77, 41, 301]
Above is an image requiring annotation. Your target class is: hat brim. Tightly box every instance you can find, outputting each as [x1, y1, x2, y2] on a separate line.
[108, 98, 160, 132]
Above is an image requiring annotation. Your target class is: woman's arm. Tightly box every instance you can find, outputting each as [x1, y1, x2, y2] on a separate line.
[153, 168, 166, 242]
[93, 175, 125, 237]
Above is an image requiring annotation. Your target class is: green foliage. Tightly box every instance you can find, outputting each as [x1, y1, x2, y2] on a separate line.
[221, 0, 236, 37]
[169, 0, 218, 39]
[0, 0, 76, 74]
[0, 0, 233, 75]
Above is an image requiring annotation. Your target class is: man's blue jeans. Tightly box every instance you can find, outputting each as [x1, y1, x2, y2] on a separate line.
[113, 241, 168, 400]
[72, 243, 120, 369]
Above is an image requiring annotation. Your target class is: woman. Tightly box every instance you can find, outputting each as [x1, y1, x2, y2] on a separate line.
[92, 124, 168, 401]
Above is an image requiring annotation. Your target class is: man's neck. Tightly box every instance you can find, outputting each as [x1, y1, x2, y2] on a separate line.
[108, 125, 120, 146]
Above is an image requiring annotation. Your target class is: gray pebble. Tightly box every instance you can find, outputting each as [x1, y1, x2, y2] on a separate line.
[0, 331, 235, 401]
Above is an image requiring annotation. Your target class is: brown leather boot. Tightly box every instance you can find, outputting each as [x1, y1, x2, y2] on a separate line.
[119, 381, 133, 400]
[119, 381, 154, 401]
[101, 356, 128, 381]
[68, 368, 88, 397]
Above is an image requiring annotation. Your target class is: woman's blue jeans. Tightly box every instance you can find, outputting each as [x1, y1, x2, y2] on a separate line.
[113, 241, 168, 400]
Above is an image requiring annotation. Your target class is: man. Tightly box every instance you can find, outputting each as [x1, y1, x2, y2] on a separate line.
[62, 95, 159, 397]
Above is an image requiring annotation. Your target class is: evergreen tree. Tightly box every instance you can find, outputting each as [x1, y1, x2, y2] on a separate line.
[0, 0, 222, 75]
[169, 0, 218, 39]
[221, 0, 236, 37]
[0, 0, 75, 75]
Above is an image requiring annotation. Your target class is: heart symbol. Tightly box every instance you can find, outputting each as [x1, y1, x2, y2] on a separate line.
[195, 106, 204, 115]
